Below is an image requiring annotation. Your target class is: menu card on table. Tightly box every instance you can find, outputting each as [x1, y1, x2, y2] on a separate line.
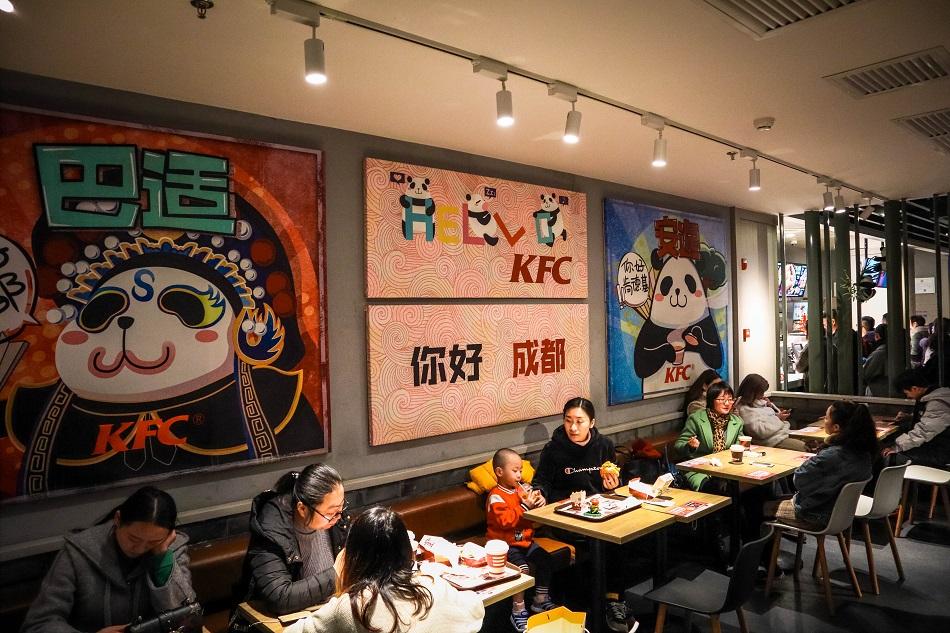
[666, 500, 712, 517]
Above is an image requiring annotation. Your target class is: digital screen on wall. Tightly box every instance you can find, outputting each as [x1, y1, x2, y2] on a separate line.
[778, 263, 807, 297]
[862, 256, 887, 287]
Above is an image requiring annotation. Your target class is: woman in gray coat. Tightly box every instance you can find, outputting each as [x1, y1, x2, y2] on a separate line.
[21, 486, 195, 633]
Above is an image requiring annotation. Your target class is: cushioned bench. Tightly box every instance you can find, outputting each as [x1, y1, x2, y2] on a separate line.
[188, 534, 250, 633]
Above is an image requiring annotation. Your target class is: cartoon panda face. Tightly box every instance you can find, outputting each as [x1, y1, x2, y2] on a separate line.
[407, 177, 431, 198]
[465, 193, 485, 210]
[55, 266, 237, 403]
[648, 256, 708, 329]
[540, 193, 559, 212]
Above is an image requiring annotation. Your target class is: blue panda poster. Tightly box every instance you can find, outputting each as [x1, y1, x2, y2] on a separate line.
[605, 199, 729, 405]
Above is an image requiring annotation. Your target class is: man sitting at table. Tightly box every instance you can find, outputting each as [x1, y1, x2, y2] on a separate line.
[883, 369, 950, 468]
[487, 448, 558, 632]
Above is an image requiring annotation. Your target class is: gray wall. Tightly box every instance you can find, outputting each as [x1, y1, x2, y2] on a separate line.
[0, 70, 733, 558]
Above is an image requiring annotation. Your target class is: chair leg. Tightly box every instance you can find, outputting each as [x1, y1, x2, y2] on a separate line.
[736, 607, 749, 633]
[765, 529, 782, 595]
[845, 525, 852, 551]
[862, 520, 879, 595]
[909, 481, 919, 526]
[929, 485, 939, 520]
[709, 613, 722, 633]
[941, 486, 950, 522]
[895, 479, 910, 537]
[816, 535, 835, 616]
[885, 517, 905, 582]
[837, 533, 863, 599]
[794, 533, 805, 583]
[812, 545, 820, 579]
[653, 603, 667, 633]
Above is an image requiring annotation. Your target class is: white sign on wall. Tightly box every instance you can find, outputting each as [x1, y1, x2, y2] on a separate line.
[915, 277, 935, 294]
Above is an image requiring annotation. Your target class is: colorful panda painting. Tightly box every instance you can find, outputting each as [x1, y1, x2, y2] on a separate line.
[605, 199, 729, 404]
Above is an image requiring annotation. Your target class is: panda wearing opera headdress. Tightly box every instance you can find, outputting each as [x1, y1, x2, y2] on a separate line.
[634, 250, 723, 395]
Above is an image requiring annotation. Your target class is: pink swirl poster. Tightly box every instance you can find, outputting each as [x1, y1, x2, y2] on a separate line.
[365, 158, 588, 298]
[368, 304, 590, 445]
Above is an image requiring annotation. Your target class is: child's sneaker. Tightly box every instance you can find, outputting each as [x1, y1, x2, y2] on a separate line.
[605, 600, 640, 632]
[529, 596, 559, 613]
[510, 608, 529, 632]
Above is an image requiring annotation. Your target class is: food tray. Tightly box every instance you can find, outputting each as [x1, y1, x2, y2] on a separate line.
[554, 493, 641, 522]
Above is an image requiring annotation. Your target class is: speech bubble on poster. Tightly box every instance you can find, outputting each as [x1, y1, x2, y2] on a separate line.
[0, 234, 39, 341]
[616, 251, 650, 309]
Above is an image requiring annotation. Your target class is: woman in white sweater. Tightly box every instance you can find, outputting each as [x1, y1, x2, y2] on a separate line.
[287, 506, 484, 633]
[734, 373, 808, 451]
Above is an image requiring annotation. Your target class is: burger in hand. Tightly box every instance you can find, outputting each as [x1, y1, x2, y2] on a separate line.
[599, 460, 621, 491]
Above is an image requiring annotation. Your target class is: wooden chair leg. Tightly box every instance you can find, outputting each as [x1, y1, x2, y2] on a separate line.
[845, 525, 852, 551]
[653, 603, 667, 633]
[941, 486, 950, 522]
[837, 533, 863, 599]
[812, 544, 820, 579]
[895, 479, 910, 537]
[765, 529, 782, 595]
[736, 607, 749, 633]
[709, 613, 722, 633]
[929, 485, 939, 520]
[816, 536, 835, 616]
[862, 520, 879, 595]
[794, 533, 805, 583]
[885, 517, 905, 582]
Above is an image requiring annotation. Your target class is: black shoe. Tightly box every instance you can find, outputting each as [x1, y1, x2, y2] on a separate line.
[606, 601, 639, 632]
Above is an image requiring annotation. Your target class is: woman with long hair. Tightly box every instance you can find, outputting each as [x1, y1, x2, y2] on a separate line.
[765, 401, 878, 529]
[238, 464, 349, 614]
[286, 507, 483, 633]
[733, 373, 806, 450]
[675, 382, 745, 492]
[682, 369, 723, 417]
[22, 486, 195, 633]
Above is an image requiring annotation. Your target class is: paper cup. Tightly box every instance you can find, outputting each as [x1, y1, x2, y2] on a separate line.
[738, 435, 752, 448]
[484, 539, 509, 575]
[730, 444, 746, 463]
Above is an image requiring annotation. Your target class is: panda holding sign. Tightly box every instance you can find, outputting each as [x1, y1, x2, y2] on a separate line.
[533, 193, 567, 245]
[634, 250, 723, 395]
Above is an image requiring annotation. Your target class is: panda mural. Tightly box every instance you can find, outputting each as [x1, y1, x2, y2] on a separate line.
[400, 177, 436, 240]
[533, 193, 567, 246]
[464, 193, 499, 246]
[634, 251, 723, 395]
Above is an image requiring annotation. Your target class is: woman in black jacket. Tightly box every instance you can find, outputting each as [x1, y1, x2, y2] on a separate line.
[238, 464, 349, 615]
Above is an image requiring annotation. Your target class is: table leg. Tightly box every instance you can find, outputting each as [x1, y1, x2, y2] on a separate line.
[653, 528, 669, 588]
[590, 538, 606, 633]
[729, 480, 741, 562]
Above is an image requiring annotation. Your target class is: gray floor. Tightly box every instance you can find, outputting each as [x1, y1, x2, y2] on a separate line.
[626, 514, 950, 633]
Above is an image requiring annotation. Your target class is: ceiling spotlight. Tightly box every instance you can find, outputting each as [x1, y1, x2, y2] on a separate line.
[473, 58, 514, 128]
[834, 187, 846, 213]
[859, 197, 876, 220]
[269, 0, 325, 85]
[304, 27, 327, 85]
[817, 176, 834, 211]
[749, 158, 761, 191]
[0, 0, 15, 13]
[642, 114, 667, 167]
[549, 82, 581, 144]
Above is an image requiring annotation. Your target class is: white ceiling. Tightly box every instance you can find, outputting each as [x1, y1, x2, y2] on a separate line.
[2, 0, 948, 216]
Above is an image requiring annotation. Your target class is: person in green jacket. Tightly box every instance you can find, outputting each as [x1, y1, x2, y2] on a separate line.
[675, 382, 744, 493]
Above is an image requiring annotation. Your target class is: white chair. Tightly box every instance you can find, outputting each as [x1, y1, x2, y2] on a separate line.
[895, 465, 950, 535]
[764, 478, 871, 616]
[852, 460, 909, 594]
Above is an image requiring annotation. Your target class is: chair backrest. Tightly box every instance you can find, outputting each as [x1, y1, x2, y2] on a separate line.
[823, 478, 873, 535]
[866, 460, 911, 519]
[721, 526, 775, 613]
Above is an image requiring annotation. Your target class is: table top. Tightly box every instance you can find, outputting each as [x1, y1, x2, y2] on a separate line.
[523, 496, 675, 545]
[790, 418, 901, 442]
[235, 567, 535, 631]
[614, 486, 731, 522]
[675, 448, 799, 484]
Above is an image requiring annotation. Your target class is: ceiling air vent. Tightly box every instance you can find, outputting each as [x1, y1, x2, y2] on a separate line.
[893, 108, 950, 155]
[698, 0, 866, 39]
[825, 47, 950, 98]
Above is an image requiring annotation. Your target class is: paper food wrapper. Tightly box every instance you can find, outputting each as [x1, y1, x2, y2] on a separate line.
[627, 479, 657, 500]
[526, 606, 587, 632]
[419, 535, 460, 567]
[654, 472, 674, 495]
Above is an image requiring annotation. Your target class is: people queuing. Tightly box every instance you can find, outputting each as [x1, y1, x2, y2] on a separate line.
[861, 324, 889, 397]
[285, 507, 484, 633]
[21, 486, 196, 633]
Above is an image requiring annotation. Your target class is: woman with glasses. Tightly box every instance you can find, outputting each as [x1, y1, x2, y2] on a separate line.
[22, 486, 195, 633]
[675, 382, 744, 493]
[287, 506, 484, 633]
[238, 463, 349, 616]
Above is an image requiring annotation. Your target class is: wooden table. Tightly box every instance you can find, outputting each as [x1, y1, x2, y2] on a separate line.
[234, 566, 534, 631]
[616, 486, 731, 523]
[790, 419, 901, 442]
[524, 499, 675, 633]
[676, 449, 799, 560]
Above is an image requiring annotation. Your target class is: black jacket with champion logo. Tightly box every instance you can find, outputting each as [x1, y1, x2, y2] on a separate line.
[532, 425, 616, 504]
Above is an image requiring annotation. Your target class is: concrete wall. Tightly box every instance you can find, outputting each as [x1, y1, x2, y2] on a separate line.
[0, 70, 734, 559]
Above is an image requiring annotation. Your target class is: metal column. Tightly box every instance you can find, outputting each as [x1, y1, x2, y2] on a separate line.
[804, 210, 824, 393]
[884, 200, 907, 395]
[833, 210, 855, 394]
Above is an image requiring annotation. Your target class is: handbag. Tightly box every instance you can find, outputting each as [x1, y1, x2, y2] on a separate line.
[127, 601, 203, 633]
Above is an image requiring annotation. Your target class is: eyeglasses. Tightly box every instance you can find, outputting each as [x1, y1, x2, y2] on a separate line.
[313, 500, 348, 523]
[714, 397, 735, 404]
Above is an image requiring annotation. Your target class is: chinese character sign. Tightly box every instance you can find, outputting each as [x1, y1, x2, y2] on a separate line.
[605, 200, 729, 404]
[0, 108, 329, 500]
[368, 304, 589, 445]
[365, 158, 588, 298]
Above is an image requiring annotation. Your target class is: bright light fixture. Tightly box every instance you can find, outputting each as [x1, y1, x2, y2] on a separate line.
[304, 32, 327, 85]
[496, 81, 514, 127]
[564, 105, 581, 144]
[652, 132, 667, 167]
[0, 1, 13, 13]
[748, 158, 761, 191]
[834, 188, 846, 213]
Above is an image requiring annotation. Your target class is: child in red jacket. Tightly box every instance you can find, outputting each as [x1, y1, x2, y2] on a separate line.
[487, 448, 558, 632]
